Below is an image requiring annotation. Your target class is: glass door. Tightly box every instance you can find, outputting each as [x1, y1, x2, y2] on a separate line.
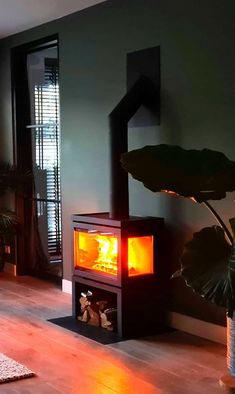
[27, 45, 62, 278]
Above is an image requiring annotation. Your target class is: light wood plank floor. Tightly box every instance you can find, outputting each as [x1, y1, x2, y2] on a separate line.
[0, 272, 227, 393]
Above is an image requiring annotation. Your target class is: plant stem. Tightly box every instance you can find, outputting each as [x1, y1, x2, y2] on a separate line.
[203, 201, 233, 245]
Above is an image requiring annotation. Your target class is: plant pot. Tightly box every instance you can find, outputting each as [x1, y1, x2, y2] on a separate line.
[219, 314, 235, 391]
[227, 312, 235, 377]
[0, 241, 4, 272]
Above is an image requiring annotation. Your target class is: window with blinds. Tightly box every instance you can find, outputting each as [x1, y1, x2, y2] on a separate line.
[33, 57, 62, 263]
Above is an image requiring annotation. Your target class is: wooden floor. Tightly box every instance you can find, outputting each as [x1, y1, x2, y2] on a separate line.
[0, 272, 227, 394]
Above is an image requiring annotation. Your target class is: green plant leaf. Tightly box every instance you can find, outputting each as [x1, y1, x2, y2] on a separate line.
[0, 210, 18, 236]
[177, 226, 234, 308]
[121, 144, 235, 202]
[229, 217, 235, 238]
[0, 162, 31, 238]
[0, 162, 31, 197]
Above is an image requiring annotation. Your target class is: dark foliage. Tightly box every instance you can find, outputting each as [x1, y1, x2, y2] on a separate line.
[121, 144, 235, 202]
[121, 144, 235, 309]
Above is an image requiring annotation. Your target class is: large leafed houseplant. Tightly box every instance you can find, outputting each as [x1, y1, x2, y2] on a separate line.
[0, 162, 27, 271]
[121, 144, 235, 380]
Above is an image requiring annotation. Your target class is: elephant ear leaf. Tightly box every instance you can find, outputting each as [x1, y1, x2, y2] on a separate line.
[177, 226, 233, 308]
[121, 144, 235, 202]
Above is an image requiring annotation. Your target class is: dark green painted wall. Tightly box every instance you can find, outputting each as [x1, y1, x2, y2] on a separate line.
[1, 0, 235, 325]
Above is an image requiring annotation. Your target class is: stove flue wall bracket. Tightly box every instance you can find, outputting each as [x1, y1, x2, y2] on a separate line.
[127, 45, 160, 127]
[110, 46, 160, 219]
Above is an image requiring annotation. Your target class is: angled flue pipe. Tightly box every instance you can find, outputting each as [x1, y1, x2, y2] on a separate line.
[109, 75, 158, 219]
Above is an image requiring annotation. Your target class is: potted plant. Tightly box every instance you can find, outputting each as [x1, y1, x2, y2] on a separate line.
[0, 162, 28, 271]
[121, 144, 235, 387]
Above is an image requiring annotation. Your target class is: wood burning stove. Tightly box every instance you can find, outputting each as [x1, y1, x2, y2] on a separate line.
[72, 47, 166, 339]
[72, 212, 165, 338]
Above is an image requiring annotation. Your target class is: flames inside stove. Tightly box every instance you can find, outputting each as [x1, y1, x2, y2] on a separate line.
[74, 229, 154, 276]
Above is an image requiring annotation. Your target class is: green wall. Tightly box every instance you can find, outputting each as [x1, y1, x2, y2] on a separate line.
[1, 0, 235, 325]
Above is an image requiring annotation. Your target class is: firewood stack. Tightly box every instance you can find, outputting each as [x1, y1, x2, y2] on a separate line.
[77, 291, 117, 331]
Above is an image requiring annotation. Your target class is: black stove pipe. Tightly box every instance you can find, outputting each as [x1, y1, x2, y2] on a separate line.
[109, 75, 157, 219]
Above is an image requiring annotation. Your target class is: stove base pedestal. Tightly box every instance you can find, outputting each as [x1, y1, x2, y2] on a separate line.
[72, 275, 166, 339]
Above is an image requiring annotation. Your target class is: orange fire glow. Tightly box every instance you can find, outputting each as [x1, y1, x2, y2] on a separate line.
[128, 236, 153, 276]
[75, 231, 154, 276]
[92, 235, 118, 275]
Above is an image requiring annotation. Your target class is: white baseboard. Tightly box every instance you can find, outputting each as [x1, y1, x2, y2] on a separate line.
[61, 279, 226, 344]
[167, 311, 226, 345]
[4, 262, 17, 276]
[62, 279, 72, 294]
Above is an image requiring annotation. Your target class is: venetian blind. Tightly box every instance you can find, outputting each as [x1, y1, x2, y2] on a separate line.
[34, 58, 61, 261]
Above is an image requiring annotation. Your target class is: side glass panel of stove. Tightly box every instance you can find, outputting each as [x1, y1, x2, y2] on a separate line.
[74, 229, 154, 277]
[127, 236, 154, 276]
